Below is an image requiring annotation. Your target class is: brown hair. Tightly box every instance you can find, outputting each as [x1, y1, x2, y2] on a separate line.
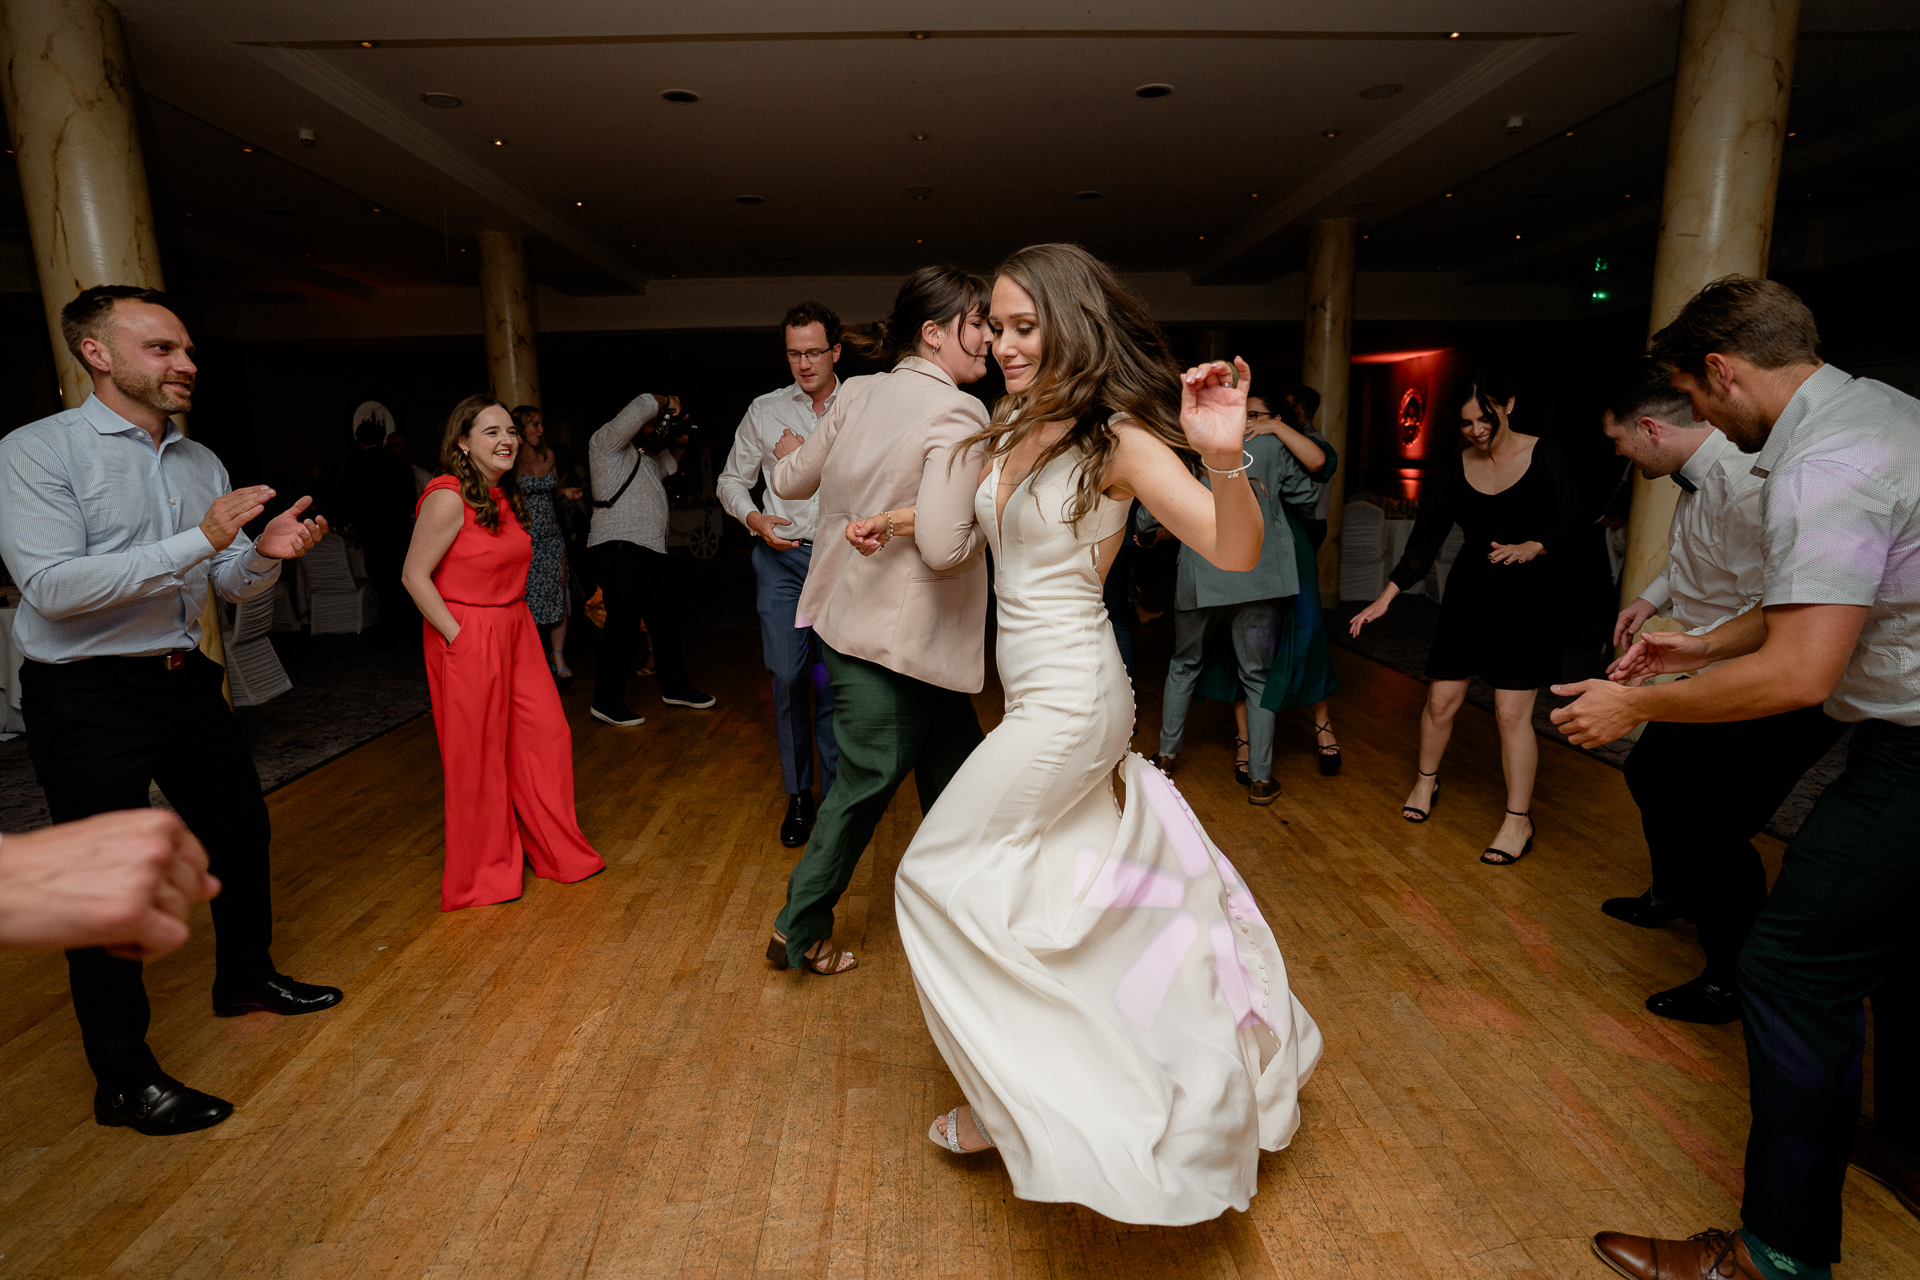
[60, 285, 174, 362]
[782, 300, 841, 347]
[1650, 275, 1821, 380]
[842, 265, 989, 363]
[1602, 357, 1693, 428]
[961, 243, 1187, 528]
[439, 394, 530, 532]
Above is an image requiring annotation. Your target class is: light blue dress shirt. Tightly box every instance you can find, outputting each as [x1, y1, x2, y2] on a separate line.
[0, 394, 281, 663]
[1135, 434, 1321, 609]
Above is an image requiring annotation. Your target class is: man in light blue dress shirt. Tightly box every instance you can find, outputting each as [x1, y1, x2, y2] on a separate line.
[716, 302, 842, 847]
[0, 286, 341, 1137]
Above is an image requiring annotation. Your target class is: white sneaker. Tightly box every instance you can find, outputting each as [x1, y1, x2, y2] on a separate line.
[590, 704, 645, 727]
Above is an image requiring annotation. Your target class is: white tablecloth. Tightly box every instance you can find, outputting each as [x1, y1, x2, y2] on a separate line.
[0, 606, 23, 735]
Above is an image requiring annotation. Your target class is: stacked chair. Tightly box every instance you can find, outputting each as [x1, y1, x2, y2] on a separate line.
[305, 533, 380, 635]
[222, 592, 292, 706]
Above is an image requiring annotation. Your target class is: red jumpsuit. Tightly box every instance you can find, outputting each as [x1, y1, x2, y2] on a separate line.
[418, 476, 605, 909]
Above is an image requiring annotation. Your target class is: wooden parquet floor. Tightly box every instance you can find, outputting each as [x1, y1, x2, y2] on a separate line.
[2, 632, 1916, 1279]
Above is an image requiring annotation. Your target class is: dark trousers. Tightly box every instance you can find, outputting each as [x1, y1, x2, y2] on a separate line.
[1737, 718, 1920, 1264]
[1623, 705, 1845, 983]
[773, 644, 982, 968]
[21, 649, 276, 1090]
[752, 542, 836, 795]
[590, 539, 691, 707]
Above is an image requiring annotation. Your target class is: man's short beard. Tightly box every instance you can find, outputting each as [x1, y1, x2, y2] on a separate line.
[110, 361, 192, 415]
[1713, 398, 1770, 453]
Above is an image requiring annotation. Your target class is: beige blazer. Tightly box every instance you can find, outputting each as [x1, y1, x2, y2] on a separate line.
[772, 357, 990, 692]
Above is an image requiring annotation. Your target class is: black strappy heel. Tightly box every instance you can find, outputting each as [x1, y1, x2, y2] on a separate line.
[1314, 720, 1342, 776]
[1480, 810, 1536, 866]
[1233, 737, 1251, 787]
[1402, 770, 1439, 823]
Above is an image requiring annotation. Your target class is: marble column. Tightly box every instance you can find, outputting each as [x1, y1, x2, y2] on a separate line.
[478, 228, 541, 409]
[1619, 0, 1800, 611]
[0, 0, 226, 682]
[1301, 217, 1356, 601]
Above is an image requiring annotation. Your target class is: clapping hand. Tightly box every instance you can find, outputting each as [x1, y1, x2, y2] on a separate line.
[1179, 358, 1252, 464]
[200, 486, 273, 552]
[256, 495, 329, 560]
[773, 428, 805, 460]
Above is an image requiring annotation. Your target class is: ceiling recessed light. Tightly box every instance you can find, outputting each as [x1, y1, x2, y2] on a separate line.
[1359, 83, 1402, 100]
[372, 207, 381, 213]
[575, 201, 584, 206]
[358, 40, 376, 49]
[1322, 130, 1340, 138]
[493, 139, 504, 146]
[916, 238, 924, 243]
[660, 89, 700, 104]
[1565, 130, 1575, 137]
[1448, 31, 1461, 39]
[1514, 234, 1522, 239]
[907, 185, 933, 200]
[420, 92, 462, 109]
[239, 145, 253, 153]
[1249, 192, 1260, 199]
[1134, 83, 1174, 99]
[1787, 130, 1797, 137]
[735, 194, 764, 205]
[1074, 190, 1102, 200]
[911, 132, 930, 141]
[1444, 191, 1453, 198]
[1198, 235, 1206, 240]
[909, 30, 930, 40]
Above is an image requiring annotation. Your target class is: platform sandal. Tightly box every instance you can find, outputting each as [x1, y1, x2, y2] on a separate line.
[1480, 810, 1536, 866]
[1402, 770, 1440, 823]
[1314, 720, 1342, 776]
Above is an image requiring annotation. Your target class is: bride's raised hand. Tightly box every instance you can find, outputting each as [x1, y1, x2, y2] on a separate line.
[1180, 358, 1252, 463]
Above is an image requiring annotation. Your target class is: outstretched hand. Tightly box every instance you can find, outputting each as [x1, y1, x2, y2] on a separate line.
[257, 495, 328, 559]
[1607, 630, 1711, 686]
[1179, 358, 1251, 462]
[1548, 679, 1642, 748]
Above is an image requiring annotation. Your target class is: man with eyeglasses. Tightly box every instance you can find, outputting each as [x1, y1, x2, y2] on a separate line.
[716, 302, 842, 847]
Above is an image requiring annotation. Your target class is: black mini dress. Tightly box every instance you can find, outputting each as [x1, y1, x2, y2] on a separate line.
[1387, 440, 1584, 690]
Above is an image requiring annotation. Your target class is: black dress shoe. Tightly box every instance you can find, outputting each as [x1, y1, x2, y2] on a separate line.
[780, 792, 816, 848]
[95, 1074, 233, 1135]
[1601, 889, 1685, 928]
[212, 974, 344, 1018]
[1645, 974, 1741, 1025]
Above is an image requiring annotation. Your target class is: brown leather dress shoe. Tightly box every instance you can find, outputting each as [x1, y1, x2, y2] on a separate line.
[1853, 1123, 1920, 1219]
[1248, 778, 1280, 806]
[1590, 1228, 1763, 1279]
[1149, 753, 1177, 775]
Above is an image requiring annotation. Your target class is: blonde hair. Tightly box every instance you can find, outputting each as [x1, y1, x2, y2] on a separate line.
[961, 243, 1189, 527]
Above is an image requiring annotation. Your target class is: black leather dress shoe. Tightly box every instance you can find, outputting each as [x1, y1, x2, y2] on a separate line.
[1601, 889, 1685, 928]
[212, 974, 344, 1018]
[780, 792, 816, 848]
[95, 1074, 233, 1135]
[1645, 974, 1741, 1025]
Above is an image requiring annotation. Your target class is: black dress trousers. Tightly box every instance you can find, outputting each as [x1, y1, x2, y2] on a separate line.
[21, 649, 276, 1089]
[1622, 702, 1846, 982]
[589, 539, 690, 706]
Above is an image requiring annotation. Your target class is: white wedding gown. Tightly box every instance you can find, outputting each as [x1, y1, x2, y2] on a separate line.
[895, 449, 1323, 1226]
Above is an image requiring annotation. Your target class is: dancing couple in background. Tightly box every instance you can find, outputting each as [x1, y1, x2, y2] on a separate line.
[781, 245, 1321, 1224]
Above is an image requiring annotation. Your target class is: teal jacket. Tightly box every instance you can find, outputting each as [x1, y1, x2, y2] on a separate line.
[1134, 433, 1330, 609]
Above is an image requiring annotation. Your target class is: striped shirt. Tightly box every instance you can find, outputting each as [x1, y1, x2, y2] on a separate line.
[1752, 363, 1920, 725]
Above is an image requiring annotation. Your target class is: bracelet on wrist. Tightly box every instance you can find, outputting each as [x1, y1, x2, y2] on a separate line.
[883, 512, 896, 542]
[1203, 451, 1255, 480]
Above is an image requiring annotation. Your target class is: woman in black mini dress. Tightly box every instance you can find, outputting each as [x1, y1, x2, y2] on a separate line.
[1350, 370, 1583, 865]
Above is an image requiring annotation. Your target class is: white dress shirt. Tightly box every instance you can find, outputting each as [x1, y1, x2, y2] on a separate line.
[587, 393, 678, 555]
[1751, 363, 1920, 725]
[1641, 427, 1766, 634]
[0, 395, 281, 663]
[716, 380, 836, 544]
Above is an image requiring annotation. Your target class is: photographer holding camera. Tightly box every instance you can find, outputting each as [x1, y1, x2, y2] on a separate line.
[586, 391, 716, 725]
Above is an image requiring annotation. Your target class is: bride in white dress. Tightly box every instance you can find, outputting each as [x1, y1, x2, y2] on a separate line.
[847, 244, 1322, 1225]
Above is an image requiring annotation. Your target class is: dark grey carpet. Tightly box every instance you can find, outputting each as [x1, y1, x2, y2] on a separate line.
[1327, 593, 1848, 842]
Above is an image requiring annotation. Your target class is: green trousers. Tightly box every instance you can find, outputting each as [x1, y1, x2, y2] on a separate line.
[774, 643, 983, 969]
[1738, 717, 1920, 1265]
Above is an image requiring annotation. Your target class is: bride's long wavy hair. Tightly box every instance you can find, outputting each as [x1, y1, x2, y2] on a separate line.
[958, 243, 1189, 528]
[439, 393, 530, 533]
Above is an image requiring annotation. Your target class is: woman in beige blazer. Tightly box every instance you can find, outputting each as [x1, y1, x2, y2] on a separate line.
[763, 265, 995, 975]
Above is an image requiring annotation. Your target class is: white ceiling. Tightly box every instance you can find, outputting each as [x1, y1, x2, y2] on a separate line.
[98, 0, 1920, 309]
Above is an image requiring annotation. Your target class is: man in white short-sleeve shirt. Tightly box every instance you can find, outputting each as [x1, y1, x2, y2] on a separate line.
[1597, 359, 1845, 1026]
[1555, 277, 1920, 1280]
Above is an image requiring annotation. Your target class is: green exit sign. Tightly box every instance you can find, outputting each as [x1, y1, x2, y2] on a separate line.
[1594, 256, 1610, 272]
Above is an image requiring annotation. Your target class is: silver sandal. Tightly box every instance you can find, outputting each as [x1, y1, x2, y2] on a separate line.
[927, 1105, 995, 1154]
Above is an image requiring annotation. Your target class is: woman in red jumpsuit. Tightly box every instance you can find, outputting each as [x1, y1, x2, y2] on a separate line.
[402, 394, 605, 910]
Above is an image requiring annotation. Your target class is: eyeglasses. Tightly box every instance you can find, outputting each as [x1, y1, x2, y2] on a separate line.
[786, 347, 834, 363]
[1246, 410, 1280, 422]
